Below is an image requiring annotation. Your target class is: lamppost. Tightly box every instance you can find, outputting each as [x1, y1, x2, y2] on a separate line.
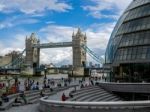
[44, 68, 47, 79]
[71, 66, 74, 77]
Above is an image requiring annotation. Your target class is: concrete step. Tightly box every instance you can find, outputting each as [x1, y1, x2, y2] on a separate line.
[25, 91, 40, 97]
[94, 94, 115, 102]
[111, 98, 121, 101]
[24, 90, 40, 96]
[77, 91, 108, 101]
[28, 98, 40, 104]
[12, 102, 22, 107]
[72, 86, 101, 96]
[0, 93, 21, 111]
[103, 96, 120, 101]
[73, 86, 99, 92]
[69, 89, 105, 101]
[87, 92, 111, 102]
[7, 93, 20, 99]
[26, 95, 41, 103]
[0, 98, 15, 111]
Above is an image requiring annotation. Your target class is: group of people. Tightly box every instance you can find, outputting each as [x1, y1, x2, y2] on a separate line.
[0, 76, 103, 106]
[24, 79, 40, 91]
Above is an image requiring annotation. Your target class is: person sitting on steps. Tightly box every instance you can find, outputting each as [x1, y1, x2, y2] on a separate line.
[20, 91, 27, 104]
[1, 93, 9, 102]
[0, 97, 2, 106]
[62, 93, 68, 101]
[40, 90, 44, 97]
[15, 97, 22, 103]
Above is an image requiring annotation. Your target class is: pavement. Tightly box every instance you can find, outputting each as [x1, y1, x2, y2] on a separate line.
[4, 103, 39, 112]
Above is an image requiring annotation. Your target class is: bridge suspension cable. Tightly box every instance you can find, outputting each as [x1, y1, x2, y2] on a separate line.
[81, 44, 104, 64]
[1, 49, 26, 69]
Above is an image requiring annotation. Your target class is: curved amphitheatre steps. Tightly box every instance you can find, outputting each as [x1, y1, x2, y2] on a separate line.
[103, 96, 120, 101]
[92, 93, 119, 102]
[68, 86, 122, 102]
[69, 89, 106, 101]
[77, 91, 109, 102]
[85, 92, 111, 102]
[72, 86, 101, 95]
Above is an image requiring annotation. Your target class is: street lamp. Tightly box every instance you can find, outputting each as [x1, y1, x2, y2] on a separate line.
[72, 66, 74, 77]
[44, 68, 47, 79]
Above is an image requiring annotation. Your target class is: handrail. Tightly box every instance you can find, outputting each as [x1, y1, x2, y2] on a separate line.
[40, 97, 150, 108]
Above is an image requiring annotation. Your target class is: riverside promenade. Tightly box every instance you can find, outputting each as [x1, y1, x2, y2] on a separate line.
[5, 104, 38, 112]
[1, 74, 98, 111]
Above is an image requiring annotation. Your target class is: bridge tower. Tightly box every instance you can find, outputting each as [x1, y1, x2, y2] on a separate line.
[72, 28, 87, 74]
[25, 33, 40, 74]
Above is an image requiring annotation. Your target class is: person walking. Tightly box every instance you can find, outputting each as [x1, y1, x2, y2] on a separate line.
[20, 91, 27, 104]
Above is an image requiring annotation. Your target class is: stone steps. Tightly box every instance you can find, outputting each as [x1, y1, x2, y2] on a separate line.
[87, 92, 110, 102]
[77, 91, 108, 102]
[67, 86, 122, 102]
[28, 98, 40, 104]
[72, 86, 101, 96]
[0, 98, 16, 111]
[69, 89, 104, 101]
[25, 91, 41, 97]
[27, 95, 41, 102]
[0, 93, 21, 111]
[103, 96, 120, 101]
[94, 94, 116, 102]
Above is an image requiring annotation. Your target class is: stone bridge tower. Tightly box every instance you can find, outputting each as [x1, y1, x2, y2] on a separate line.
[72, 28, 87, 68]
[25, 33, 40, 73]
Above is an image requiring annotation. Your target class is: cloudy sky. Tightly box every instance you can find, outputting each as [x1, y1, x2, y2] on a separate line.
[0, 0, 132, 66]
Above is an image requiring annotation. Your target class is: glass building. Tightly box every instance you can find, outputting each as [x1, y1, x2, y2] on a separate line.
[105, 0, 150, 82]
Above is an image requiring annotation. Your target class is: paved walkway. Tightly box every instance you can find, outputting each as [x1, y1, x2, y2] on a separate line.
[4, 104, 39, 112]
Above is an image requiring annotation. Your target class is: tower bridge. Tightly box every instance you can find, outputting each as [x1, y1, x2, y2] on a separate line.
[0, 28, 104, 76]
[25, 28, 87, 75]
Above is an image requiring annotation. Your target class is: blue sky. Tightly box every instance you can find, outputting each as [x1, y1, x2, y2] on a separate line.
[0, 0, 132, 65]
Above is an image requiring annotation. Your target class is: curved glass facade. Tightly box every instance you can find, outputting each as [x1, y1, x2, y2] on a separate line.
[105, 0, 150, 82]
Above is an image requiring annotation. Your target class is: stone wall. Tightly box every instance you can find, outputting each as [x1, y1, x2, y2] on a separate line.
[73, 67, 84, 76]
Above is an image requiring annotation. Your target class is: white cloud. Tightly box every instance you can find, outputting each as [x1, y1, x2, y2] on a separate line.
[0, 0, 72, 14]
[39, 25, 75, 43]
[86, 23, 115, 49]
[39, 25, 75, 64]
[82, 0, 132, 19]
[0, 4, 5, 11]
[0, 16, 39, 29]
[40, 48, 72, 65]
[0, 34, 25, 56]
[0, 22, 12, 29]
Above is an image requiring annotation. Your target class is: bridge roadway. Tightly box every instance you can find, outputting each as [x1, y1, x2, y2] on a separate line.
[32, 42, 73, 48]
